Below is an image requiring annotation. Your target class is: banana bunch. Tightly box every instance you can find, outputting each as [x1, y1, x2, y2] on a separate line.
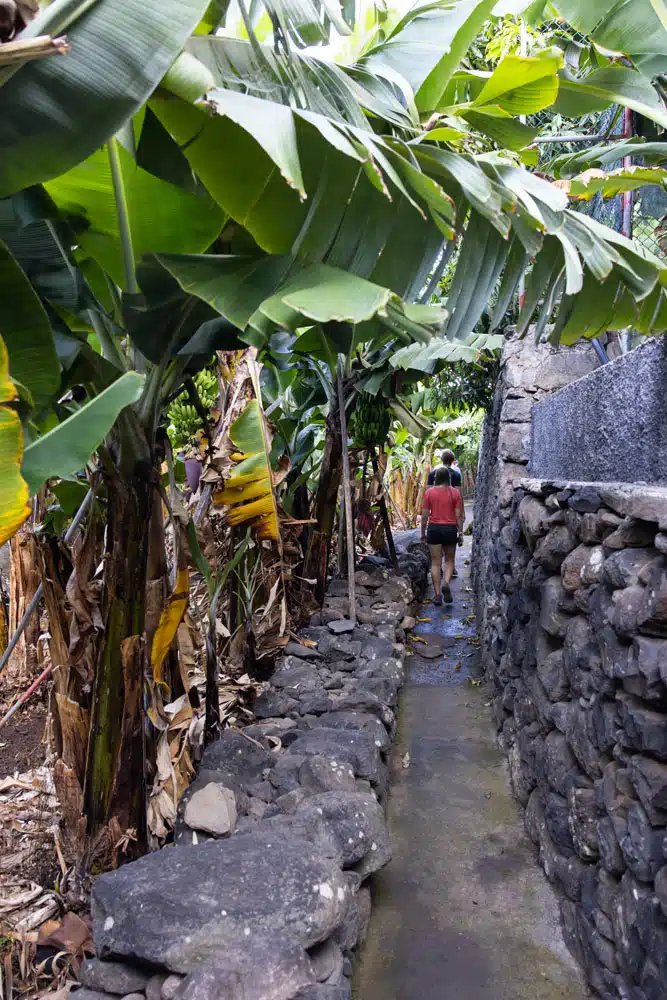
[167, 368, 218, 453]
[348, 393, 391, 448]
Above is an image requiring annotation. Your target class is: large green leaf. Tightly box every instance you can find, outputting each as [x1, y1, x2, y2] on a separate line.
[0, 0, 211, 198]
[21, 372, 146, 493]
[549, 138, 667, 178]
[361, 0, 497, 114]
[556, 67, 667, 130]
[44, 142, 225, 290]
[470, 50, 562, 115]
[0, 238, 60, 408]
[389, 332, 503, 371]
[552, 0, 667, 78]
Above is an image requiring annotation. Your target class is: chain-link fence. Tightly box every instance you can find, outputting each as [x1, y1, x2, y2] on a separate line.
[526, 23, 666, 262]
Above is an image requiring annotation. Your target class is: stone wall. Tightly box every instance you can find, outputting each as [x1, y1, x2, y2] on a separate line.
[473, 332, 599, 662]
[531, 337, 667, 485]
[75, 547, 429, 1000]
[480, 477, 667, 1000]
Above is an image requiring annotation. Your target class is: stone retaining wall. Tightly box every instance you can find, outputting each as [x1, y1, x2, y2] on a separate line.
[531, 337, 667, 485]
[480, 477, 667, 1000]
[74, 545, 429, 1000]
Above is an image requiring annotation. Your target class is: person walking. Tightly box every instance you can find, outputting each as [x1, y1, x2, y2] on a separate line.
[427, 449, 464, 577]
[421, 466, 464, 605]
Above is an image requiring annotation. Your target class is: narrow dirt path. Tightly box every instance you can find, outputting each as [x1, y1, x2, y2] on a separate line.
[354, 535, 588, 1000]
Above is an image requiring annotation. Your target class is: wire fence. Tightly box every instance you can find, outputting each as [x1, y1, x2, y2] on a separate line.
[526, 22, 666, 263]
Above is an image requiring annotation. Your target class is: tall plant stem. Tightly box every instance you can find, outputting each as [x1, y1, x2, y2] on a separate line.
[107, 137, 139, 295]
[370, 447, 398, 571]
[336, 357, 355, 622]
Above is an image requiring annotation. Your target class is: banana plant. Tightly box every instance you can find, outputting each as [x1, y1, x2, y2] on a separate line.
[2, 0, 667, 861]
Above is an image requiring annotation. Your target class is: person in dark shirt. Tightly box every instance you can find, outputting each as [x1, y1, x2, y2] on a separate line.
[426, 450, 464, 577]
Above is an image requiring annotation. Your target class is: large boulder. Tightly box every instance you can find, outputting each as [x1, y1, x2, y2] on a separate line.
[92, 831, 350, 972]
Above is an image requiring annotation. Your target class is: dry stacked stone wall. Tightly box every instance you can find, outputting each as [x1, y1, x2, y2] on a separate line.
[480, 476, 667, 1000]
[75, 545, 429, 1000]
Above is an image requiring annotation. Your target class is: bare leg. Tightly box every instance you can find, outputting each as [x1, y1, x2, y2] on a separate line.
[443, 546, 456, 584]
[442, 546, 456, 603]
[429, 544, 442, 600]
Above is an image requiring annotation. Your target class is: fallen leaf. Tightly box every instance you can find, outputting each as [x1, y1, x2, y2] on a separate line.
[416, 617, 432, 623]
[402, 752, 410, 769]
[454, 662, 462, 671]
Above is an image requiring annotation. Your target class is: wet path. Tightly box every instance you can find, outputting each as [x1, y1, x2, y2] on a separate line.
[354, 535, 588, 1000]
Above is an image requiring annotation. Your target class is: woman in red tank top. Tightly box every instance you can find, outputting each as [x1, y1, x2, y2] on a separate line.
[420, 466, 463, 605]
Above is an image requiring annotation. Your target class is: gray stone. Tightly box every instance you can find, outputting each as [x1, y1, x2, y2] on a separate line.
[655, 865, 667, 918]
[604, 549, 658, 590]
[161, 978, 184, 1000]
[543, 730, 579, 796]
[171, 934, 314, 1000]
[301, 791, 391, 875]
[597, 816, 626, 876]
[518, 496, 549, 550]
[284, 641, 323, 660]
[80, 961, 150, 996]
[536, 650, 569, 702]
[254, 688, 300, 719]
[617, 694, 667, 760]
[620, 803, 665, 882]
[293, 986, 352, 1000]
[299, 756, 357, 795]
[499, 422, 531, 463]
[71, 992, 118, 1000]
[604, 519, 657, 551]
[146, 975, 168, 1000]
[629, 756, 667, 823]
[198, 731, 275, 792]
[501, 396, 533, 422]
[561, 545, 605, 592]
[328, 687, 394, 729]
[92, 830, 350, 972]
[271, 661, 323, 694]
[333, 885, 371, 951]
[314, 712, 390, 753]
[286, 729, 382, 784]
[309, 938, 344, 983]
[568, 487, 602, 513]
[184, 784, 237, 836]
[328, 620, 355, 635]
[580, 513, 606, 545]
[566, 704, 602, 780]
[540, 577, 573, 637]
[655, 532, 667, 554]
[567, 785, 599, 860]
[609, 585, 648, 636]
[544, 792, 574, 854]
[534, 526, 577, 571]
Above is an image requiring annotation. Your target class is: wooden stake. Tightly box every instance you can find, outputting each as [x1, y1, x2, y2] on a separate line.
[336, 357, 356, 622]
[370, 447, 399, 571]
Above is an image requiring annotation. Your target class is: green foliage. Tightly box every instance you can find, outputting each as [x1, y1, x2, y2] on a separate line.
[433, 409, 485, 468]
[429, 357, 500, 413]
[167, 367, 218, 455]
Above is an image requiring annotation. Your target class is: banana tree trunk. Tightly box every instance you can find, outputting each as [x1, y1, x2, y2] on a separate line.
[84, 466, 152, 848]
[303, 409, 342, 604]
[370, 448, 398, 571]
[8, 523, 40, 685]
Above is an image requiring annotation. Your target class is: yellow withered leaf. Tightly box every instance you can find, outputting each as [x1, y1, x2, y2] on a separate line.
[213, 399, 280, 541]
[0, 335, 30, 545]
[151, 566, 190, 692]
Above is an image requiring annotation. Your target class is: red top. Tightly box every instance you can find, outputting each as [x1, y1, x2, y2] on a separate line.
[423, 486, 462, 526]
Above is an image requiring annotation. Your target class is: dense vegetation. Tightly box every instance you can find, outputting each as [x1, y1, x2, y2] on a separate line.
[2, 0, 667, 863]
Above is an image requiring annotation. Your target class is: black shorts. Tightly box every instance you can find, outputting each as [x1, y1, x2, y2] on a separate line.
[426, 524, 458, 547]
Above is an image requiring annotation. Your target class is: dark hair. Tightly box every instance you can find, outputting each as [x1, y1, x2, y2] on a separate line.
[441, 449, 455, 466]
[434, 466, 451, 486]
